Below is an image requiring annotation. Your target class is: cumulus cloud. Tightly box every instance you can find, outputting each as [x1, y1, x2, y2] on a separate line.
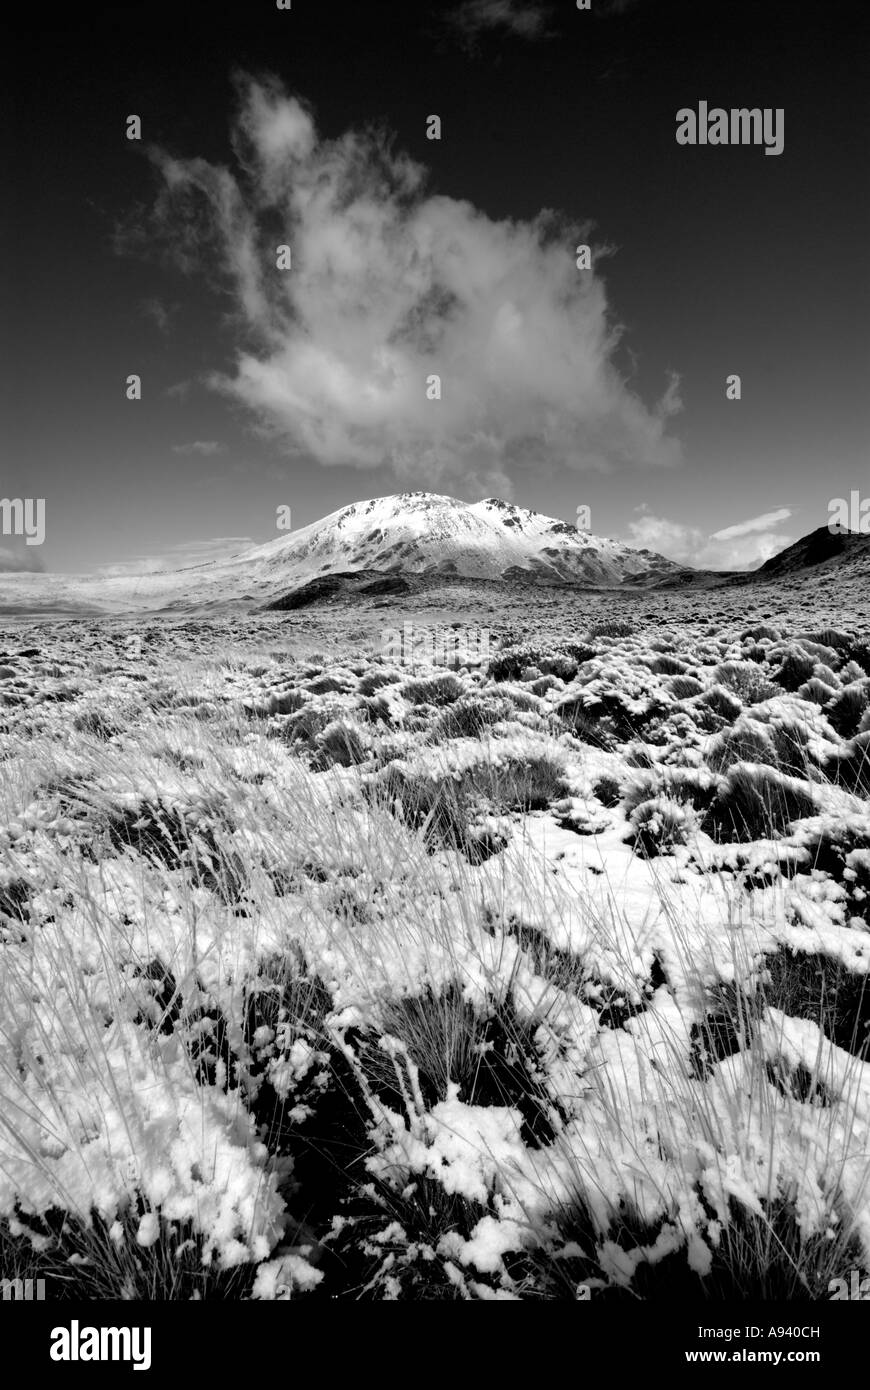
[139, 75, 682, 493]
[171, 440, 226, 456]
[450, 1, 555, 40]
[625, 507, 793, 571]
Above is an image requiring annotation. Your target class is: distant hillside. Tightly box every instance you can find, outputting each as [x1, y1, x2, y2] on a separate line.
[0, 493, 687, 615]
[0, 499, 866, 617]
[755, 525, 870, 578]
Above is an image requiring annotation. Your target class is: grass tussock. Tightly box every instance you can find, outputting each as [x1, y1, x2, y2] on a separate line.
[0, 604, 868, 1300]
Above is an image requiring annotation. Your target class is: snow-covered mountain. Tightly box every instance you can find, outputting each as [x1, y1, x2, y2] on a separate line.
[247, 492, 686, 592]
[0, 492, 687, 615]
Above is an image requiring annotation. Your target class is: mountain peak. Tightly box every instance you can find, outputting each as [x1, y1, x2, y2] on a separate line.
[245, 490, 685, 593]
[2, 491, 864, 616]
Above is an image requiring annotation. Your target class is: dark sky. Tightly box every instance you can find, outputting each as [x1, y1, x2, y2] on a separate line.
[3, 0, 869, 573]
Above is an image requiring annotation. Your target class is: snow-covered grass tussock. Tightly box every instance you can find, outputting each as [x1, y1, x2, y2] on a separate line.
[0, 606, 868, 1300]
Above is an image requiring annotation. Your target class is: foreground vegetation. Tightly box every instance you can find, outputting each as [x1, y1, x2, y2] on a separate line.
[1, 595, 868, 1299]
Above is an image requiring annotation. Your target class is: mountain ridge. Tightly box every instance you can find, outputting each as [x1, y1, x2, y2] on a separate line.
[245, 491, 687, 595]
[0, 495, 864, 616]
[755, 524, 870, 577]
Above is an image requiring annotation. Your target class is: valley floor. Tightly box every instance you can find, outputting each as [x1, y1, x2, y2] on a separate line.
[1, 578, 869, 1300]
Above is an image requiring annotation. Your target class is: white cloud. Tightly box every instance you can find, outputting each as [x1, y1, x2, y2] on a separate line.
[171, 440, 226, 456]
[143, 75, 682, 495]
[96, 537, 253, 576]
[625, 509, 793, 571]
[710, 507, 792, 541]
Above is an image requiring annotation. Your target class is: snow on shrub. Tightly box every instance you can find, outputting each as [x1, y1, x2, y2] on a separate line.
[771, 647, 817, 692]
[0, 1019, 288, 1268]
[629, 796, 700, 856]
[706, 763, 820, 841]
[402, 673, 465, 707]
[715, 662, 782, 705]
[827, 681, 870, 737]
[798, 677, 839, 707]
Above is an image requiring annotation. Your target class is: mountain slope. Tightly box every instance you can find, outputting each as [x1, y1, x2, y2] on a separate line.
[0, 493, 687, 615]
[247, 492, 686, 594]
[754, 524, 870, 579]
[2, 495, 862, 618]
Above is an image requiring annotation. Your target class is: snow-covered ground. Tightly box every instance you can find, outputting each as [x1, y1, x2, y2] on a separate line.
[0, 586, 868, 1299]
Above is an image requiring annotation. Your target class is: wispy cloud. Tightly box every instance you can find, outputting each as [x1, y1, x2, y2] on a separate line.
[171, 440, 226, 457]
[450, 1, 555, 41]
[134, 75, 682, 494]
[141, 298, 177, 334]
[625, 507, 793, 571]
[710, 507, 792, 541]
[95, 536, 254, 577]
